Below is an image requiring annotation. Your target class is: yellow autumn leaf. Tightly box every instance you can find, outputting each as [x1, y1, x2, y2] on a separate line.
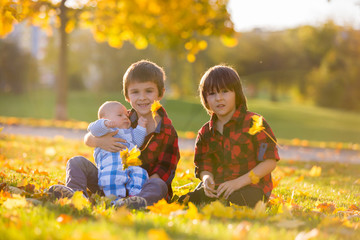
[147, 229, 170, 240]
[120, 147, 142, 170]
[187, 53, 196, 63]
[249, 170, 260, 184]
[309, 166, 321, 177]
[295, 175, 304, 182]
[248, 115, 265, 135]
[151, 101, 162, 119]
[56, 214, 73, 224]
[185, 202, 202, 220]
[220, 35, 238, 48]
[3, 194, 28, 209]
[134, 36, 148, 49]
[147, 199, 183, 215]
[202, 201, 234, 219]
[71, 191, 90, 210]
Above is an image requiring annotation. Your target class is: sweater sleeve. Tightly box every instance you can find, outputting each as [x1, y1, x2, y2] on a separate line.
[87, 119, 111, 137]
[131, 125, 147, 148]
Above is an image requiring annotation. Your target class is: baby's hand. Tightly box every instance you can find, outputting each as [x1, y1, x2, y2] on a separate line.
[138, 117, 147, 128]
[104, 120, 117, 128]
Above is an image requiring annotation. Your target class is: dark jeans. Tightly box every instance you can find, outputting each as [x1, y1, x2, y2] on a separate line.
[66, 156, 168, 206]
[178, 182, 267, 208]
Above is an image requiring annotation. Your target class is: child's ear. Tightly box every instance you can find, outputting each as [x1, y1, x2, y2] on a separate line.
[158, 88, 165, 99]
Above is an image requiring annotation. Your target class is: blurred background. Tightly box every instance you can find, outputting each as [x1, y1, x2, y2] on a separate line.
[1, 0, 360, 144]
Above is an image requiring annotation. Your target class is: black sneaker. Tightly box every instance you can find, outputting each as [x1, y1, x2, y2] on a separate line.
[113, 196, 147, 210]
[48, 185, 75, 199]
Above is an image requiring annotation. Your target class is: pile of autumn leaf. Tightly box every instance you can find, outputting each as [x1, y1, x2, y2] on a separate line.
[1, 134, 360, 239]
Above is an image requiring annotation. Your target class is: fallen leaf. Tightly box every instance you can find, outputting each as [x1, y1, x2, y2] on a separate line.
[56, 214, 73, 224]
[147, 229, 169, 240]
[72, 191, 90, 210]
[309, 166, 321, 177]
[147, 199, 183, 215]
[3, 194, 28, 209]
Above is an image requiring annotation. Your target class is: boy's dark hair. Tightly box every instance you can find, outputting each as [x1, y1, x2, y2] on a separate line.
[199, 65, 248, 115]
[123, 60, 165, 99]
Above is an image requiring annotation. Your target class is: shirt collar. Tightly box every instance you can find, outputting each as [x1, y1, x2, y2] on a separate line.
[129, 107, 171, 134]
[209, 104, 247, 133]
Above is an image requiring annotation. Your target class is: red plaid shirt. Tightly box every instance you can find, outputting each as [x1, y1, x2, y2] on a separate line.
[129, 107, 180, 198]
[194, 105, 280, 197]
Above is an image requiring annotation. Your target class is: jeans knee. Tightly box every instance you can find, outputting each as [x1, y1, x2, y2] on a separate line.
[66, 156, 87, 169]
[149, 178, 167, 193]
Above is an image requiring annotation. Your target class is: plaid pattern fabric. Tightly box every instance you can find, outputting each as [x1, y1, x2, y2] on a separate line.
[129, 107, 180, 199]
[96, 152, 149, 198]
[88, 119, 148, 198]
[194, 105, 280, 197]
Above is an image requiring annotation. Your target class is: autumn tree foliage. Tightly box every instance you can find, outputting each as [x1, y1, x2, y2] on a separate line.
[0, 0, 236, 120]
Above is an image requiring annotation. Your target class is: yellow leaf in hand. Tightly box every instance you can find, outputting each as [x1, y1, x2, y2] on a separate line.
[120, 147, 142, 170]
[249, 170, 260, 184]
[248, 115, 265, 135]
[151, 101, 162, 119]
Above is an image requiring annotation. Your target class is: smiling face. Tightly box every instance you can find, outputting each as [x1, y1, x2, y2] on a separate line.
[205, 88, 236, 121]
[126, 81, 164, 118]
[102, 103, 131, 129]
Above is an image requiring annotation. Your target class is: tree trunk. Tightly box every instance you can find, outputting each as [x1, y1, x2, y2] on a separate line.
[55, 0, 68, 120]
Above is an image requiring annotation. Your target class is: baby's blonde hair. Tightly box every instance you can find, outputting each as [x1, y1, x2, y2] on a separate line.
[98, 101, 123, 119]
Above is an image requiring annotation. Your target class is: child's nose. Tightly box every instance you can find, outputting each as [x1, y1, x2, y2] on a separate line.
[215, 93, 223, 100]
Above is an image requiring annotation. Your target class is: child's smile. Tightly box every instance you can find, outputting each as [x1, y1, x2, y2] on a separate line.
[126, 81, 163, 117]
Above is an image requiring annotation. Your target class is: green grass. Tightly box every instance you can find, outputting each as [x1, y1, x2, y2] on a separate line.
[0, 134, 360, 239]
[1, 90, 360, 143]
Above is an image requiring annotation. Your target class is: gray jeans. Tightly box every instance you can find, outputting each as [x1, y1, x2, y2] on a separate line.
[66, 156, 168, 206]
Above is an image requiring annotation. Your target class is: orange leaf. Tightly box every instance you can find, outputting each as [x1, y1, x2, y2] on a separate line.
[56, 214, 73, 224]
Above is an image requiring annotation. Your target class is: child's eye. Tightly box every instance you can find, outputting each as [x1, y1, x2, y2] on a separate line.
[221, 89, 229, 93]
[207, 92, 215, 96]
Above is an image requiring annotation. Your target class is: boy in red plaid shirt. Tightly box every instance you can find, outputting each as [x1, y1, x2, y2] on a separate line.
[179, 65, 280, 208]
[49, 60, 180, 209]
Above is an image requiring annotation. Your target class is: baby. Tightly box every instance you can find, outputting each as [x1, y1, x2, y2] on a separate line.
[88, 101, 148, 199]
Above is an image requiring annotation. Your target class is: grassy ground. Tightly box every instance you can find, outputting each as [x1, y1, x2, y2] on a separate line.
[0, 134, 360, 239]
[1, 90, 360, 144]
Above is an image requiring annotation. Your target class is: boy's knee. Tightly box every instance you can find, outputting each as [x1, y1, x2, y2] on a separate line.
[148, 178, 167, 194]
[66, 156, 88, 169]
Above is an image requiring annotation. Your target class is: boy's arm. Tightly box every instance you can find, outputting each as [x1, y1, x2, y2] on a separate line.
[216, 159, 277, 199]
[85, 120, 127, 152]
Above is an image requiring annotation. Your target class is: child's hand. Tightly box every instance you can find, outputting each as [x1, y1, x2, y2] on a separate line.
[138, 117, 148, 128]
[104, 120, 117, 128]
[203, 175, 217, 198]
[216, 178, 246, 199]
